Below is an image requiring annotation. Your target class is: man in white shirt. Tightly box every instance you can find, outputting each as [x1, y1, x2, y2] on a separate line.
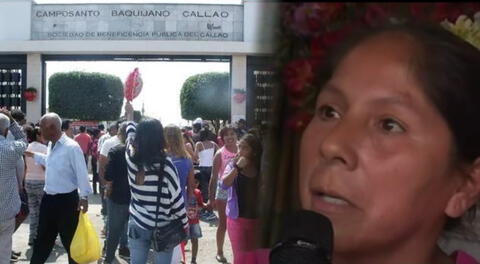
[97, 123, 117, 155]
[97, 123, 117, 214]
[99, 131, 120, 193]
[98, 124, 121, 249]
[25, 113, 92, 264]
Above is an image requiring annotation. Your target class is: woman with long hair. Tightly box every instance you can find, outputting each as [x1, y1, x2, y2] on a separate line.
[165, 125, 195, 206]
[208, 126, 238, 263]
[221, 133, 269, 264]
[164, 124, 195, 264]
[124, 102, 188, 264]
[182, 131, 197, 165]
[24, 125, 47, 246]
[195, 129, 219, 221]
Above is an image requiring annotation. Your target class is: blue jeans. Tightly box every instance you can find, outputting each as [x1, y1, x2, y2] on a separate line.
[100, 185, 107, 216]
[128, 219, 174, 264]
[105, 199, 129, 262]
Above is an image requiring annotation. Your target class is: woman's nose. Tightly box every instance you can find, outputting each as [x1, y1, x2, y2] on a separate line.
[318, 116, 359, 170]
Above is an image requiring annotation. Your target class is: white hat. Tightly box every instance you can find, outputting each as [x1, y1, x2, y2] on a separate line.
[193, 117, 203, 125]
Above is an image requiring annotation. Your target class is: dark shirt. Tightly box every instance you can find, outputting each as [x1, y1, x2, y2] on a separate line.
[105, 144, 131, 204]
[207, 130, 217, 143]
[236, 172, 259, 219]
[192, 131, 201, 143]
[192, 130, 217, 144]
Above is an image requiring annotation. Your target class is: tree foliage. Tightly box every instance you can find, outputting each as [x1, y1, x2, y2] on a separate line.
[49, 71, 124, 121]
[180, 72, 230, 121]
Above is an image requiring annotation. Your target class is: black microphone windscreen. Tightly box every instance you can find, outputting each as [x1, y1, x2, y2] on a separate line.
[270, 210, 334, 264]
[283, 210, 333, 252]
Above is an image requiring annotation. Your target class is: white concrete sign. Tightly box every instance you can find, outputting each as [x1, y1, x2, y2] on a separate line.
[31, 4, 243, 41]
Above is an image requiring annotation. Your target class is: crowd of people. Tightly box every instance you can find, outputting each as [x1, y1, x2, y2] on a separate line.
[0, 103, 267, 264]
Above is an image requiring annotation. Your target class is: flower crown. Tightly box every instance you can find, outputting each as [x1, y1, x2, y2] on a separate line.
[280, 3, 480, 131]
[442, 12, 480, 50]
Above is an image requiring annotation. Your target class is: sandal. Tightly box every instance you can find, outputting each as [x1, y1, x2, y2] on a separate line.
[216, 255, 227, 263]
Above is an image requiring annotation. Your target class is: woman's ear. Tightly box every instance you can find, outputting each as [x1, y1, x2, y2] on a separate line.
[445, 157, 480, 218]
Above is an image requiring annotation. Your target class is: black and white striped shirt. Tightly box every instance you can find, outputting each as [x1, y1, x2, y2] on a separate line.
[125, 122, 188, 230]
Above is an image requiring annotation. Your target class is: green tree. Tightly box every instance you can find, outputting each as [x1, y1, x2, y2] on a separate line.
[180, 72, 230, 128]
[49, 71, 124, 121]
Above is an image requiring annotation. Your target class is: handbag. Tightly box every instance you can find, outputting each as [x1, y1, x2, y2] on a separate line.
[151, 171, 187, 252]
[152, 219, 187, 252]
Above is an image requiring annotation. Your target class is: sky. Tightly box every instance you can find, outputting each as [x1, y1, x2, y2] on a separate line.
[34, 0, 242, 4]
[45, 61, 230, 126]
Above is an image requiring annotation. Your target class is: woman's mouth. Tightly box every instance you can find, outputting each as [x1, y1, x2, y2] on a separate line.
[310, 191, 353, 214]
[319, 193, 350, 205]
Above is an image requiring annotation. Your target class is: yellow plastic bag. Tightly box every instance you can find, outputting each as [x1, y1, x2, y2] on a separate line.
[70, 211, 101, 263]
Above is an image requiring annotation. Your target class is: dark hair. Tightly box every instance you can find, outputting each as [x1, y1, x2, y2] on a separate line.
[24, 125, 41, 143]
[61, 119, 71, 131]
[199, 128, 210, 142]
[193, 123, 202, 132]
[79, 126, 86, 133]
[131, 118, 167, 173]
[239, 133, 263, 170]
[315, 23, 480, 231]
[24, 125, 35, 143]
[98, 124, 105, 131]
[219, 126, 236, 141]
[248, 128, 261, 140]
[91, 128, 100, 138]
[11, 109, 25, 123]
[117, 122, 128, 144]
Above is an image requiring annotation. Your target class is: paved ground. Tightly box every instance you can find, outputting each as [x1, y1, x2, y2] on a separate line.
[12, 193, 233, 264]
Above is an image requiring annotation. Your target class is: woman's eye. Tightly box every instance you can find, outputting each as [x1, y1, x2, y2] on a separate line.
[380, 118, 406, 133]
[318, 105, 340, 120]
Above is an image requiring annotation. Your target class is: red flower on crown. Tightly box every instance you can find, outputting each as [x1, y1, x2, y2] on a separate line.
[290, 3, 345, 37]
[283, 58, 318, 98]
[281, 3, 480, 133]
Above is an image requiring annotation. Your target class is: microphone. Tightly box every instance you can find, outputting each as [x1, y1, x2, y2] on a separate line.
[269, 210, 334, 264]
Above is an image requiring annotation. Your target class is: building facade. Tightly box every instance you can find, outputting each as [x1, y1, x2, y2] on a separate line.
[0, 0, 277, 124]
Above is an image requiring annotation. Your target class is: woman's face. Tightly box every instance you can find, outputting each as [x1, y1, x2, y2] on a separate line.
[299, 34, 462, 255]
[238, 139, 253, 159]
[223, 129, 238, 147]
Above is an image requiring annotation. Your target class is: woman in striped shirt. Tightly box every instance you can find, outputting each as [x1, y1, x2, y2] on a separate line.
[124, 102, 188, 264]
